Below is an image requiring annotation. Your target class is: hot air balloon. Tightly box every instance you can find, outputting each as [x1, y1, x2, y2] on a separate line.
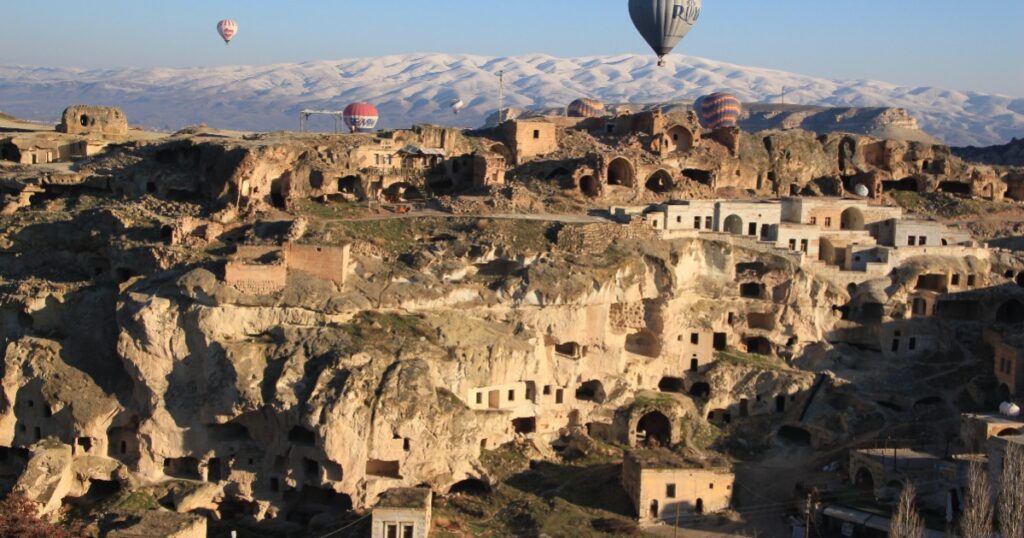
[567, 98, 606, 118]
[629, 0, 702, 67]
[697, 92, 742, 130]
[343, 103, 379, 133]
[217, 19, 238, 45]
[450, 99, 466, 115]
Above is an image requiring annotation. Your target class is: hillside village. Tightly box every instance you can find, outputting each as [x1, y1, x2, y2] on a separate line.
[0, 102, 1023, 537]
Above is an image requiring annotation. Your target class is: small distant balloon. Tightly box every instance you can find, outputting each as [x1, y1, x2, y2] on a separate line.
[450, 99, 466, 115]
[853, 184, 870, 197]
[217, 19, 238, 45]
[629, 0, 702, 67]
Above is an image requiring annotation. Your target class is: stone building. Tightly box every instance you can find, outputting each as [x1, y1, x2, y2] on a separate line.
[849, 448, 960, 509]
[960, 413, 1024, 452]
[985, 328, 1024, 399]
[224, 243, 351, 294]
[371, 487, 432, 538]
[868, 218, 972, 248]
[622, 449, 734, 524]
[57, 105, 128, 136]
[500, 119, 558, 164]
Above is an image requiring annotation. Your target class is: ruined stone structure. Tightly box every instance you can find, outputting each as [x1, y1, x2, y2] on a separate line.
[224, 242, 351, 293]
[57, 105, 128, 136]
[622, 449, 734, 523]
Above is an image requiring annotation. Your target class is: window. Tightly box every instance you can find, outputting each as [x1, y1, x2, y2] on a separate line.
[691, 333, 699, 345]
[800, 239, 809, 253]
[543, 385, 552, 395]
[909, 337, 917, 351]
[967, 275, 976, 287]
[676, 216, 682, 224]
[748, 223, 757, 236]
[386, 524, 398, 538]
[403, 525, 414, 538]
[476, 392, 483, 405]
[508, 390, 515, 402]
[951, 274, 961, 286]
[908, 236, 917, 246]
[555, 389, 564, 404]
[533, 130, 540, 139]
[694, 216, 702, 229]
[386, 155, 393, 166]
[824, 217, 832, 227]
[374, 154, 381, 166]
[919, 236, 927, 246]
[789, 239, 797, 250]
[810, 217, 817, 225]
[666, 484, 676, 498]
[705, 216, 713, 229]
[709, 483, 715, 489]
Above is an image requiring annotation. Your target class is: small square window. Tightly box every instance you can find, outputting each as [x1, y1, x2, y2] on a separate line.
[908, 237, 917, 246]
[691, 333, 699, 345]
[967, 275, 976, 287]
[533, 130, 540, 139]
[709, 483, 715, 489]
[508, 390, 515, 401]
[666, 484, 676, 498]
[475, 393, 483, 405]
[824, 217, 832, 227]
[543, 385, 552, 395]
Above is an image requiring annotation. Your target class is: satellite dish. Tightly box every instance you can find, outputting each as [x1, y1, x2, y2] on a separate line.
[853, 184, 870, 197]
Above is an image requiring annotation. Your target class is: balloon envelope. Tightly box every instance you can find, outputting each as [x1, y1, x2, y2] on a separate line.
[343, 103, 379, 133]
[567, 98, 606, 118]
[217, 19, 238, 44]
[450, 99, 465, 114]
[628, 0, 702, 66]
[697, 92, 742, 129]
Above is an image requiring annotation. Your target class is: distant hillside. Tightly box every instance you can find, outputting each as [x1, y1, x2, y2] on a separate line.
[0, 53, 1021, 145]
[953, 138, 1024, 166]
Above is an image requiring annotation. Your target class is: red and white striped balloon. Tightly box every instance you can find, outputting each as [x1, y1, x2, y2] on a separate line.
[217, 19, 238, 45]
[343, 103, 380, 133]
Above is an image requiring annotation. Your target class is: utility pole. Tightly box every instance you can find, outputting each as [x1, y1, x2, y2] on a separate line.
[804, 491, 813, 538]
[497, 70, 505, 124]
[781, 86, 787, 105]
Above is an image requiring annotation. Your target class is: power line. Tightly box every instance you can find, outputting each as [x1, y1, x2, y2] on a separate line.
[313, 513, 371, 538]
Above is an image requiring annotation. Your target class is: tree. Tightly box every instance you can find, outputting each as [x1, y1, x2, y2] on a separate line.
[0, 492, 87, 538]
[890, 482, 925, 538]
[960, 460, 993, 538]
[1000, 442, 1024, 538]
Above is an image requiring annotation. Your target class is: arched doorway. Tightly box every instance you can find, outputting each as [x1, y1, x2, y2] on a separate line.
[649, 499, 659, 519]
[645, 170, 675, 194]
[997, 300, 1024, 324]
[855, 468, 874, 491]
[723, 214, 743, 235]
[695, 498, 704, 514]
[579, 175, 599, 197]
[688, 382, 711, 399]
[382, 182, 422, 202]
[637, 411, 671, 447]
[606, 158, 635, 188]
[666, 126, 694, 153]
[658, 377, 685, 393]
[777, 425, 811, 446]
[840, 207, 865, 231]
[489, 143, 512, 164]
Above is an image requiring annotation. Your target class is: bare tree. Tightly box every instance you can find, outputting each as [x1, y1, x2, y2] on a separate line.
[890, 482, 925, 538]
[1000, 442, 1024, 538]
[960, 460, 993, 538]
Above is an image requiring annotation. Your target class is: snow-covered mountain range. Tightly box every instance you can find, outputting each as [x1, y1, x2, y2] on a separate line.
[0, 53, 1021, 146]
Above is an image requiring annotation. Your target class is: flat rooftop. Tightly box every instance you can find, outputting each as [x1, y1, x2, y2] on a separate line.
[375, 487, 432, 510]
[626, 448, 730, 471]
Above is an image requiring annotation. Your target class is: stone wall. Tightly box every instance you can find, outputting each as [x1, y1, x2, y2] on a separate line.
[285, 243, 350, 287]
[501, 120, 558, 164]
[223, 262, 287, 295]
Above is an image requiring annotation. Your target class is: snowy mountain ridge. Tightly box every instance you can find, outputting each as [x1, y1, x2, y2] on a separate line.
[0, 53, 1021, 146]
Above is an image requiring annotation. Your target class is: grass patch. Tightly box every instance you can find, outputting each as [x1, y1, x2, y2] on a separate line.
[890, 191, 1016, 220]
[715, 349, 793, 372]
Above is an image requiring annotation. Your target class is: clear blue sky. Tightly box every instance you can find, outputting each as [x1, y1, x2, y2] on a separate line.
[1, 0, 1021, 96]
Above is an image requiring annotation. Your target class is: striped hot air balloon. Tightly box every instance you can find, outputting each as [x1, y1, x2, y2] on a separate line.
[217, 19, 238, 45]
[567, 98, 606, 118]
[343, 103, 379, 133]
[697, 92, 742, 130]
